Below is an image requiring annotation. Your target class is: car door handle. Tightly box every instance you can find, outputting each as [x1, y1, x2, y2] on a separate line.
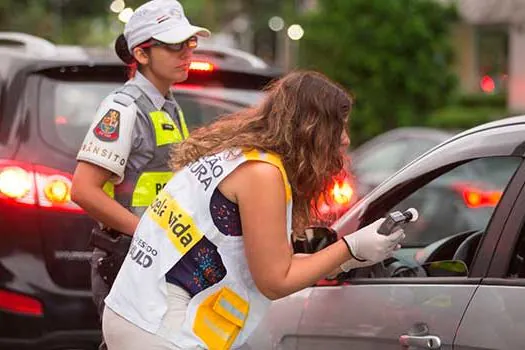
[399, 334, 441, 349]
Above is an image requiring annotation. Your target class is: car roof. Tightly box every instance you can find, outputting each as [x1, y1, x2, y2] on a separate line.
[0, 32, 282, 81]
[449, 114, 525, 139]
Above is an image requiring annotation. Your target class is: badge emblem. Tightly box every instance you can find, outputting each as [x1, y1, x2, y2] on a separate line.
[94, 109, 120, 142]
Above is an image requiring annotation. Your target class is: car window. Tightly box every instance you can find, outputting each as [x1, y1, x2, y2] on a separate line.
[52, 81, 119, 151]
[175, 94, 241, 130]
[43, 79, 258, 153]
[353, 141, 407, 175]
[336, 156, 521, 281]
[389, 157, 520, 248]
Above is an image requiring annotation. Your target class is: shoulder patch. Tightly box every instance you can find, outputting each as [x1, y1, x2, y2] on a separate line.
[93, 109, 120, 142]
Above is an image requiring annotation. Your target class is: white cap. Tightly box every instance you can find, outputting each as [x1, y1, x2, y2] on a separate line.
[124, 0, 211, 52]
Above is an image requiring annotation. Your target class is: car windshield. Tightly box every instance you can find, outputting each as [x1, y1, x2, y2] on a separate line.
[44, 79, 265, 153]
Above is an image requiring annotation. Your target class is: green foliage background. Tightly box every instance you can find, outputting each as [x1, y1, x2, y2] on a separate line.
[297, 0, 460, 144]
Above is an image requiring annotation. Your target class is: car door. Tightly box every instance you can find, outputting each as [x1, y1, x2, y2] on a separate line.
[291, 155, 523, 350]
[454, 170, 525, 350]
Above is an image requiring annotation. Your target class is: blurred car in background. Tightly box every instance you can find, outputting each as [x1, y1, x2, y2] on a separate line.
[0, 32, 281, 350]
[315, 128, 453, 224]
[318, 128, 458, 223]
[350, 127, 455, 196]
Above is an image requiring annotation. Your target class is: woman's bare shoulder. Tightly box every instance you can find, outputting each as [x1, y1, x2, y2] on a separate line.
[219, 160, 285, 203]
[234, 160, 284, 186]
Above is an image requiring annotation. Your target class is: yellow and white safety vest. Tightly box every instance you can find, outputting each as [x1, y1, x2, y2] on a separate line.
[105, 149, 293, 349]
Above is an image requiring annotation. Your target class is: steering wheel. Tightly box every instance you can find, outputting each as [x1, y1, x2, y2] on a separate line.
[414, 230, 478, 265]
[386, 259, 427, 278]
[349, 257, 427, 279]
[452, 231, 483, 267]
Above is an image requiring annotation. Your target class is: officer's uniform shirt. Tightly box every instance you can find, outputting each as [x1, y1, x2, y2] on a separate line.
[77, 72, 181, 184]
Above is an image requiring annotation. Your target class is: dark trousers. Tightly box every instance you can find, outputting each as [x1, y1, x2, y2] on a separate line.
[91, 248, 110, 350]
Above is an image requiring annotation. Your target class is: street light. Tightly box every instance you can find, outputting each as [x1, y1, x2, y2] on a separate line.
[268, 16, 285, 32]
[110, 0, 126, 14]
[287, 24, 304, 41]
[269, 18, 305, 71]
[283, 24, 304, 71]
[118, 8, 134, 23]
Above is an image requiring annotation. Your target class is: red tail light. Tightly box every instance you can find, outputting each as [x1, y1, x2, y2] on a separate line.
[189, 61, 215, 72]
[0, 289, 43, 316]
[0, 160, 84, 213]
[317, 178, 355, 216]
[331, 180, 354, 205]
[452, 183, 502, 208]
[0, 163, 35, 205]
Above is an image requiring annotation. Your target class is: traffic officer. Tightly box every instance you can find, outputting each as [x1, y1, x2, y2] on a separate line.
[71, 0, 210, 349]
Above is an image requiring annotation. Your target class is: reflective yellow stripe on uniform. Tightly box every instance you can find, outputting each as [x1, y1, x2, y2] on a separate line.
[178, 108, 190, 139]
[102, 108, 187, 203]
[150, 109, 190, 147]
[103, 182, 115, 198]
[102, 172, 173, 206]
[131, 172, 173, 207]
[150, 111, 183, 146]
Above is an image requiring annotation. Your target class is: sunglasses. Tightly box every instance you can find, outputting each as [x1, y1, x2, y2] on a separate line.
[140, 36, 198, 52]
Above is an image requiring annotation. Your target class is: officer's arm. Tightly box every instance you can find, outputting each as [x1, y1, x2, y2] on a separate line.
[72, 162, 139, 235]
[71, 98, 140, 235]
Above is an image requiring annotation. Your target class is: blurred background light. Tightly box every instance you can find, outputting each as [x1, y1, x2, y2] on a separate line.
[118, 8, 134, 23]
[287, 24, 304, 40]
[268, 16, 284, 32]
[110, 0, 126, 14]
[480, 75, 496, 94]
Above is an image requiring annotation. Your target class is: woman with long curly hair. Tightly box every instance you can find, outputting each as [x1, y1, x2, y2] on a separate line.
[102, 70, 405, 349]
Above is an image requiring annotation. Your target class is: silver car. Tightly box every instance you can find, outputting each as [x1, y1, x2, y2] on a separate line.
[246, 115, 525, 350]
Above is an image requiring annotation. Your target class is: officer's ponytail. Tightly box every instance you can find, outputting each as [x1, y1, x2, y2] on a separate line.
[114, 34, 138, 79]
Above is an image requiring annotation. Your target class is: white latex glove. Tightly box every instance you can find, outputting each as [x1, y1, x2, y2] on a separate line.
[342, 218, 405, 264]
[339, 257, 378, 272]
[338, 239, 402, 272]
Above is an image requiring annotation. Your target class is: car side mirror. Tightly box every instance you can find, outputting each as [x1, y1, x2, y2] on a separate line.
[292, 226, 338, 254]
[422, 260, 468, 277]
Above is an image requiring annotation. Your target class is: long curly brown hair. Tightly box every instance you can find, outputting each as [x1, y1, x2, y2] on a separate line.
[170, 70, 352, 233]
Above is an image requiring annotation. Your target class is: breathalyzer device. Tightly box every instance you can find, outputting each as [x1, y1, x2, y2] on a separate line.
[377, 208, 419, 235]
